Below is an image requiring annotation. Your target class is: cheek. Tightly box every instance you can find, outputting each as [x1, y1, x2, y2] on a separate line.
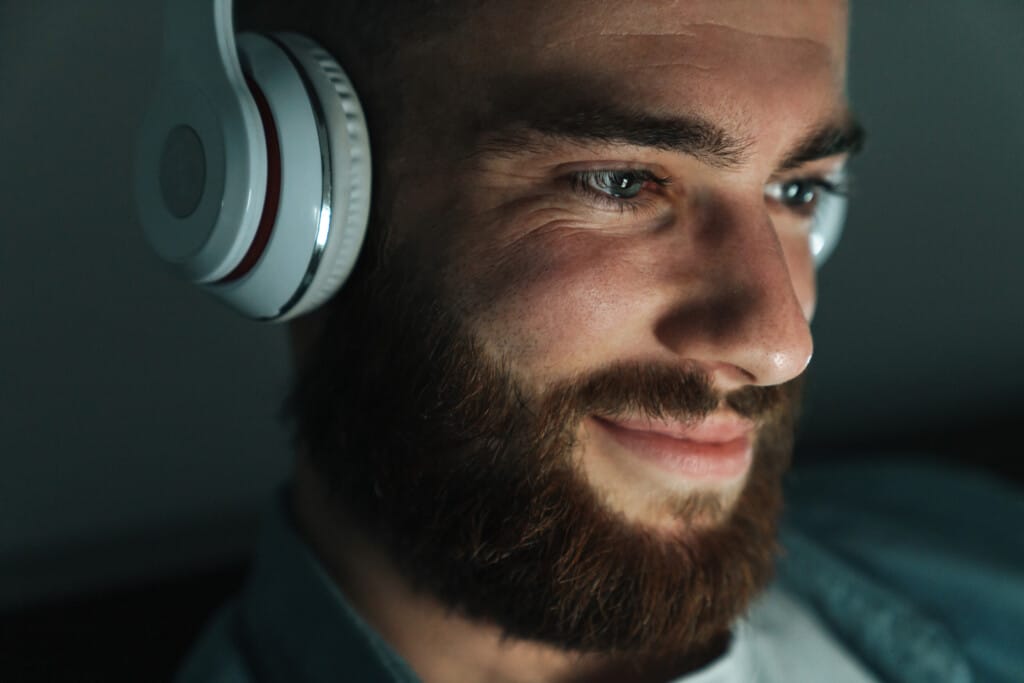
[459, 232, 662, 378]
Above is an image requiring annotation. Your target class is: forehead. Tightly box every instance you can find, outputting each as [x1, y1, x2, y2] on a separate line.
[461, 0, 848, 65]
[402, 0, 849, 159]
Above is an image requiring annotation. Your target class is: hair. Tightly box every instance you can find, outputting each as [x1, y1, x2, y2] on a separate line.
[235, 1, 473, 147]
[236, 0, 460, 58]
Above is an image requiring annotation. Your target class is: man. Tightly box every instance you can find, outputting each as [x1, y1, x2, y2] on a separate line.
[175, 1, 983, 681]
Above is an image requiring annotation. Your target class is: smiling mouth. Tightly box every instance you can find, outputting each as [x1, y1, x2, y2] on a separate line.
[590, 414, 755, 480]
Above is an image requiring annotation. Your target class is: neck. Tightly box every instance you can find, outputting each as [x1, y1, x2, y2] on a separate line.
[291, 454, 729, 683]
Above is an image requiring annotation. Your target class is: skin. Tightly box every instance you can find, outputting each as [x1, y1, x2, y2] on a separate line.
[293, 1, 852, 681]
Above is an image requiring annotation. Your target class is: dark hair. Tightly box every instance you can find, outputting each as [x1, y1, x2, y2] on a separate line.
[235, 0, 467, 87]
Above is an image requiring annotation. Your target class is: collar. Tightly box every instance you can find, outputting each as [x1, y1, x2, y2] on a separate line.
[235, 491, 421, 683]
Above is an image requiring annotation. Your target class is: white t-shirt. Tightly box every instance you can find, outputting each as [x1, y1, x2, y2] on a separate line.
[673, 586, 880, 683]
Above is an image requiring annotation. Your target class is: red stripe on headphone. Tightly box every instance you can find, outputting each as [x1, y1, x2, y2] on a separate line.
[218, 77, 282, 284]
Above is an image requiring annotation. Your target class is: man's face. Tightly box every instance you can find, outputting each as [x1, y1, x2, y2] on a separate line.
[385, 0, 851, 527]
[298, 0, 853, 659]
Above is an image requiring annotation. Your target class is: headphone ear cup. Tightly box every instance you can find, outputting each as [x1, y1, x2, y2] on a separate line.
[809, 191, 846, 268]
[134, 1, 269, 285]
[268, 33, 372, 319]
[135, 2, 371, 320]
[210, 32, 371, 320]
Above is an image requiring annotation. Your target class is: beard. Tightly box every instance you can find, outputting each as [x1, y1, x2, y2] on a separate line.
[289, 240, 803, 659]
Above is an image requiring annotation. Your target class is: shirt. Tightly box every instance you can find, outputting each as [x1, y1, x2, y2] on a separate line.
[778, 459, 1024, 683]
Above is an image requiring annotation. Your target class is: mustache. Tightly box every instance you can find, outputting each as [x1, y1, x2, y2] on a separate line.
[538, 361, 799, 428]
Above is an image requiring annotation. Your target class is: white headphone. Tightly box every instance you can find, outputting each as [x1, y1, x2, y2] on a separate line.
[134, 0, 371, 321]
[134, 0, 844, 322]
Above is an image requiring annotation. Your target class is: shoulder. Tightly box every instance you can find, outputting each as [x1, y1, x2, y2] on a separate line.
[175, 603, 257, 683]
[780, 457, 1024, 683]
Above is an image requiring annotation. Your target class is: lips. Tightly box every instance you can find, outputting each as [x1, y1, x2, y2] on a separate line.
[596, 414, 754, 442]
[590, 413, 755, 479]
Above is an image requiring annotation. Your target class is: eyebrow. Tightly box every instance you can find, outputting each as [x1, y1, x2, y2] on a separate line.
[477, 103, 865, 172]
[777, 117, 866, 172]
[479, 106, 753, 169]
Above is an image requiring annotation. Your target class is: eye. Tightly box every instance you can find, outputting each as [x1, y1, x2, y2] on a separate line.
[569, 169, 671, 213]
[764, 177, 846, 218]
[580, 170, 651, 199]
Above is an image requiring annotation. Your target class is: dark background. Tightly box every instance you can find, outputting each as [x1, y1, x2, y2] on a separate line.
[2, 1, 1022, 680]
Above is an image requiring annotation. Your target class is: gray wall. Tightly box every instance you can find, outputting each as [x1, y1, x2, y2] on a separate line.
[1, 1, 292, 608]
[801, 1, 1024, 448]
[2, 1, 1022, 609]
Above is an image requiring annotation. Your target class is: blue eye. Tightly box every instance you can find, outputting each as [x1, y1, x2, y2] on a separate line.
[582, 170, 649, 198]
[765, 177, 846, 217]
[780, 180, 818, 205]
[570, 169, 671, 211]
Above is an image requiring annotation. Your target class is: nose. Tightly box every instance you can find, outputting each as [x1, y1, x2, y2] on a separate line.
[654, 196, 814, 392]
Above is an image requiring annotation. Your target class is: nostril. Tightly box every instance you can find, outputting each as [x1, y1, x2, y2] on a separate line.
[700, 361, 759, 394]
